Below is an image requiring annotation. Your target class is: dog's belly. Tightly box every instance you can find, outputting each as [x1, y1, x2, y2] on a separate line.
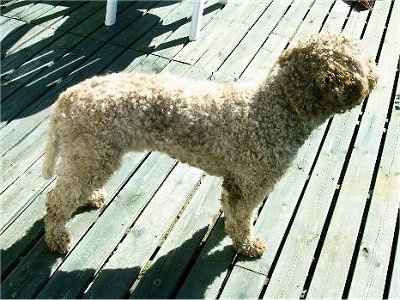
[136, 133, 232, 178]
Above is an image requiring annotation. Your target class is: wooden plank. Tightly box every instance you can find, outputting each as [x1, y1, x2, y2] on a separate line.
[306, 1, 398, 297]
[14, 1, 84, 24]
[63, 2, 112, 38]
[173, 0, 271, 66]
[129, 175, 222, 299]
[1, 152, 158, 299]
[0, 155, 51, 232]
[1, 2, 114, 100]
[0, 119, 48, 193]
[0, 151, 147, 281]
[129, 0, 195, 54]
[0, 15, 10, 25]
[261, 1, 383, 296]
[213, 0, 306, 82]
[1, 0, 35, 19]
[82, 164, 204, 298]
[0, 181, 53, 278]
[1, 30, 85, 100]
[263, 117, 358, 299]
[1, 2, 96, 70]
[105, 1, 177, 48]
[347, 88, 399, 298]
[2, 26, 77, 78]
[270, 0, 314, 39]
[0, 17, 26, 46]
[85, 0, 152, 43]
[149, 0, 224, 60]
[220, 266, 266, 298]
[388, 219, 400, 299]
[175, 216, 236, 298]
[346, 42, 400, 298]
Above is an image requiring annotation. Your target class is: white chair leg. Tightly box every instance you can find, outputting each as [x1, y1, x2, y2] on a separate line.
[105, 0, 118, 26]
[189, 0, 204, 41]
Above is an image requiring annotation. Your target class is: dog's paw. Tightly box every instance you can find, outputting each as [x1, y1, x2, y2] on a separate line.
[235, 237, 266, 257]
[87, 188, 106, 209]
[45, 230, 72, 254]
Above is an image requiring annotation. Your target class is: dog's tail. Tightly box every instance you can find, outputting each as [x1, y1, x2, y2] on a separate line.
[42, 116, 60, 179]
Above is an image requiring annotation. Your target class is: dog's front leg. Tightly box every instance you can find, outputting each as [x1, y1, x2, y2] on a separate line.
[221, 178, 266, 257]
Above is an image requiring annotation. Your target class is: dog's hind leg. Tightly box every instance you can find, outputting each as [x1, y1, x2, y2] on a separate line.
[221, 178, 266, 257]
[44, 148, 122, 253]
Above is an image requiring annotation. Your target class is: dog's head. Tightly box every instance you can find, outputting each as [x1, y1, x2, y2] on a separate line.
[277, 34, 378, 119]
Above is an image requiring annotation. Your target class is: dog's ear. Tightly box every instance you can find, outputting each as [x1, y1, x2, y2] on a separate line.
[315, 60, 367, 109]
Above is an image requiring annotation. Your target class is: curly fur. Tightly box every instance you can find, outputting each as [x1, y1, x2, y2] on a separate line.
[42, 34, 378, 256]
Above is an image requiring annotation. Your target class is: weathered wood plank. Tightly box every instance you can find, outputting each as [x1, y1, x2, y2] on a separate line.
[1, 1, 130, 102]
[149, 0, 224, 59]
[240, 32, 288, 82]
[1, 2, 116, 101]
[306, 1, 398, 297]
[220, 266, 266, 299]
[173, 0, 271, 66]
[213, 0, 302, 82]
[82, 164, 204, 298]
[14, 1, 84, 25]
[0, 155, 51, 232]
[62, 2, 113, 38]
[261, 1, 382, 297]
[129, 175, 222, 299]
[346, 34, 400, 297]
[86, 0, 154, 43]
[0, 119, 48, 193]
[388, 218, 400, 299]
[1, 30, 85, 101]
[106, 1, 179, 49]
[128, 0, 194, 54]
[0, 17, 26, 47]
[0, 151, 147, 282]
[175, 216, 236, 299]
[1, 0, 35, 19]
[1, 2, 98, 71]
[1, 152, 155, 299]
[348, 89, 399, 298]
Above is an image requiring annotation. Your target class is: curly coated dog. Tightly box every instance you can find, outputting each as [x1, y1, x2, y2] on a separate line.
[42, 34, 378, 257]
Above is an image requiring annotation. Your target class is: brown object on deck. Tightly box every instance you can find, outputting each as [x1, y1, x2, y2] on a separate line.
[356, 0, 375, 10]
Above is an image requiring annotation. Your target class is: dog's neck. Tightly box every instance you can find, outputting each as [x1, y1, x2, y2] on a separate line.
[264, 71, 337, 128]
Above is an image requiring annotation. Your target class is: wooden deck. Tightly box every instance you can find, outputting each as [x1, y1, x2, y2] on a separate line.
[1, 0, 399, 298]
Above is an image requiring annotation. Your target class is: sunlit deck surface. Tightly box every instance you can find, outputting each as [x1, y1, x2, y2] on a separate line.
[1, 0, 399, 298]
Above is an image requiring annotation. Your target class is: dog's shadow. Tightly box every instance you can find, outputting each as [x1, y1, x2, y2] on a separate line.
[1, 218, 237, 299]
[1, 0, 224, 122]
